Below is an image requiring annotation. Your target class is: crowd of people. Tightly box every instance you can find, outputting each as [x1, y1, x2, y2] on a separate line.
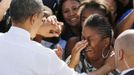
[0, 0, 134, 75]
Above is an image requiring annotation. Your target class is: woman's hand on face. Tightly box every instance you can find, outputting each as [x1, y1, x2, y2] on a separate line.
[68, 40, 88, 68]
[38, 15, 63, 38]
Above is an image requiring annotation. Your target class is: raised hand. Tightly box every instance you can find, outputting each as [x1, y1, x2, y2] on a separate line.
[38, 15, 63, 38]
[68, 40, 88, 68]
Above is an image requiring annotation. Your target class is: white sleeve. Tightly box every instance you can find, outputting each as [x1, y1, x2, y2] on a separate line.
[48, 51, 87, 75]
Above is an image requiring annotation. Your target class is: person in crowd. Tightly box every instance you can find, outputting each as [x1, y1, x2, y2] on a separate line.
[69, 14, 115, 74]
[57, 0, 81, 41]
[115, 0, 133, 22]
[57, 0, 82, 59]
[114, 29, 134, 75]
[65, 1, 113, 60]
[0, 0, 114, 75]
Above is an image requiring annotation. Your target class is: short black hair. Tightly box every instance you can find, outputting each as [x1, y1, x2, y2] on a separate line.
[10, 0, 42, 23]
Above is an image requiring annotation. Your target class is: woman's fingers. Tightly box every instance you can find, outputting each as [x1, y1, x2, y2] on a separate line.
[69, 40, 88, 68]
[72, 40, 88, 54]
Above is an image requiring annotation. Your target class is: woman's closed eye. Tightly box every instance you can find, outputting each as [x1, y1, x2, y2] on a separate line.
[72, 7, 78, 11]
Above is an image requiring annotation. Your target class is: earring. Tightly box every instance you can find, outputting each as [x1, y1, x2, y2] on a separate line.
[102, 46, 111, 59]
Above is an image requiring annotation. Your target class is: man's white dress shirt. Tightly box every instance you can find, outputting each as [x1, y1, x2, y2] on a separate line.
[0, 26, 87, 75]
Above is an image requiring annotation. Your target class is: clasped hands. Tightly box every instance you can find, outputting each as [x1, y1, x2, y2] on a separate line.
[38, 15, 63, 38]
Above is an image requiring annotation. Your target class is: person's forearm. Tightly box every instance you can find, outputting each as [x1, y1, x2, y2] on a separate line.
[0, 0, 11, 21]
[93, 65, 113, 75]
[68, 57, 76, 68]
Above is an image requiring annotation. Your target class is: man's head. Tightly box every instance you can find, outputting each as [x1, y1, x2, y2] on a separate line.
[10, 0, 43, 38]
[114, 30, 134, 72]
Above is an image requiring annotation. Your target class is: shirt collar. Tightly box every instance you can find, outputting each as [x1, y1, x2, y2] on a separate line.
[8, 26, 31, 40]
[121, 68, 134, 75]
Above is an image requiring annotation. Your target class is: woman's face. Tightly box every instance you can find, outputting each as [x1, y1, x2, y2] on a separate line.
[62, 0, 80, 27]
[81, 9, 105, 26]
[82, 26, 108, 62]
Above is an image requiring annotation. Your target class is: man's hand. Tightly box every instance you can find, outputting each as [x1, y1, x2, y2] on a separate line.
[104, 50, 116, 71]
[38, 15, 63, 37]
[68, 40, 88, 68]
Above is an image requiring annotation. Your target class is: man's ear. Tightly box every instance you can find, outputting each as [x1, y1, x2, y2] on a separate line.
[29, 14, 37, 26]
[118, 49, 124, 61]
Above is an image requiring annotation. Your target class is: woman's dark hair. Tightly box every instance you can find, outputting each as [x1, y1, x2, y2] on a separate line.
[84, 14, 113, 46]
[79, 1, 113, 28]
[57, 0, 80, 22]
